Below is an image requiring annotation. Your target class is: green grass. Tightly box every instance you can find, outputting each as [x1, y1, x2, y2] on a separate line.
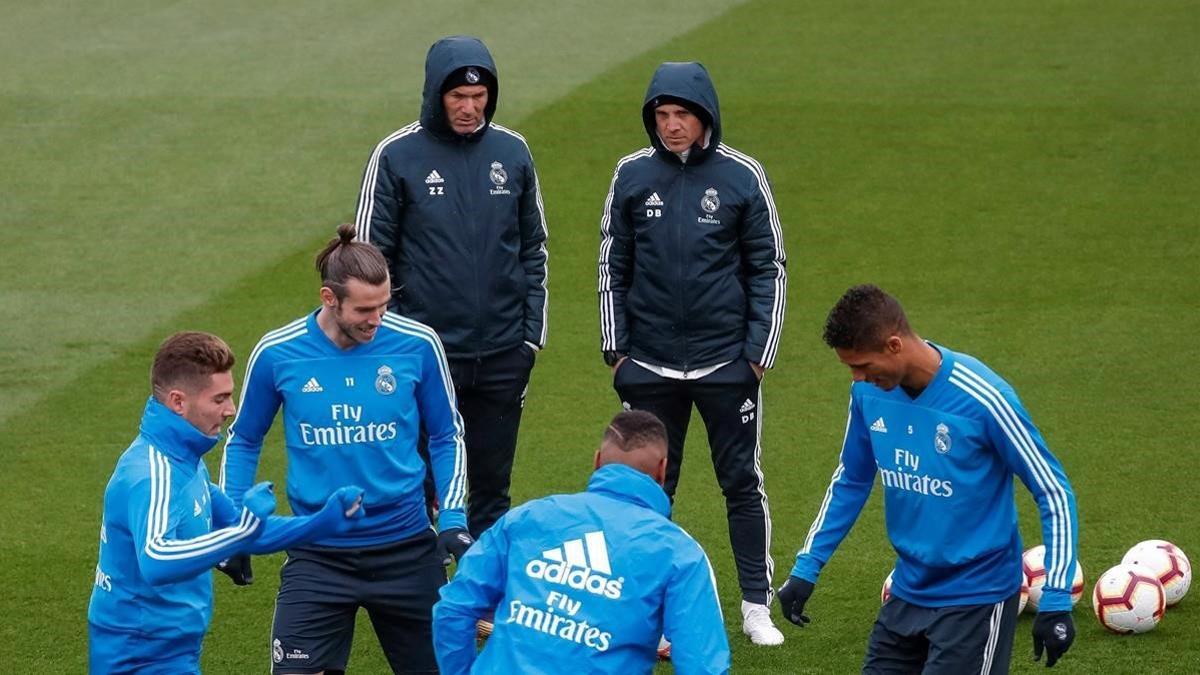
[2, 0, 1199, 672]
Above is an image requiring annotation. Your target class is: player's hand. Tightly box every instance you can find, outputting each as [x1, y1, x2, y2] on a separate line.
[777, 575, 815, 627]
[331, 485, 366, 518]
[438, 527, 475, 566]
[243, 481, 277, 520]
[1032, 611, 1074, 667]
[216, 553, 254, 586]
[749, 361, 765, 380]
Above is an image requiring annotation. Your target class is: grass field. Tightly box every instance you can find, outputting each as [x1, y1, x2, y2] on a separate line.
[2, 0, 1198, 672]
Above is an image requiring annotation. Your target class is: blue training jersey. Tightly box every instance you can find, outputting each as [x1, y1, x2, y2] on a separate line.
[220, 310, 467, 546]
[433, 464, 731, 675]
[89, 398, 265, 647]
[88, 396, 372, 673]
[792, 343, 1079, 611]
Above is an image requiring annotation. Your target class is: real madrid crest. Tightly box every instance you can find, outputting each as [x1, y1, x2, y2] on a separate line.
[701, 187, 720, 213]
[272, 639, 284, 664]
[465, 67, 480, 84]
[934, 423, 952, 454]
[489, 161, 508, 187]
[375, 365, 397, 395]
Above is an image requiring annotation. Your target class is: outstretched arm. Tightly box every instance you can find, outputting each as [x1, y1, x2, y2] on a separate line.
[664, 543, 731, 674]
[433, 516, 512, 674]
[129, 471, 273, 586]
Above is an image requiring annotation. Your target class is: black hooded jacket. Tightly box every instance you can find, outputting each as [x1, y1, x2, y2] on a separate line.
[355, 36, 548, 358]
[599, 62, 787, 370]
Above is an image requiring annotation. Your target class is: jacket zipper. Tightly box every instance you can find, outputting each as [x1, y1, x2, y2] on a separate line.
[675, 162, 689, 370]
[461, 142, 482, 360]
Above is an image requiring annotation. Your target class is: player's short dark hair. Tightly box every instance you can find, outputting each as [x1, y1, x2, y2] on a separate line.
[603, 410, 668, 453]
[151, 331, 235, 400]
[315, 223, 389, 300]
[823, 284, 912, 351]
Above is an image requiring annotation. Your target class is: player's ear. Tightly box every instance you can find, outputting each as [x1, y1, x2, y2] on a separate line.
[593, 449, 602, 470]
[653, 456, 668, 486]
[885, 335, 904, 355]
[319, 286, 337, 308]
[164, 388, 187, 415]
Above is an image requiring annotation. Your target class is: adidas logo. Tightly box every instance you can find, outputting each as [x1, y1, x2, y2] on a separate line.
[424, 170, 444, 184]
[301, 377, 323, 393]
[644, 192, 663, 207]
[193, 499, 203, 517]
[525, 530, 623, 599]
[870, 417, 888, 433]
[739, 398, 756, 414]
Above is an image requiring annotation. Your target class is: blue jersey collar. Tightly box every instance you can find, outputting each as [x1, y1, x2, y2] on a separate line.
[138, 396, 220, 463]
[586, 463, 671, 518]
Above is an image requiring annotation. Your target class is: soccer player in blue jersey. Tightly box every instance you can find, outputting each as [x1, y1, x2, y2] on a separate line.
[219, 223, 470, 674]
[778, 285, 1079, 673]
[88, 331, 365, 674]
[432, 410, 730, 674]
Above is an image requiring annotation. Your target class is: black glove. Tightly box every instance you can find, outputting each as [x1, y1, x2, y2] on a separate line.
[777, 575, 815, 627]
[438, 528, 475, 566]
[1032, 611, 1075, 667]
[216, 553, 254, 586]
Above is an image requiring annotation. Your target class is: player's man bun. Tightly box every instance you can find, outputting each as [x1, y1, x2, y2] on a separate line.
[315, 223, 389, 299]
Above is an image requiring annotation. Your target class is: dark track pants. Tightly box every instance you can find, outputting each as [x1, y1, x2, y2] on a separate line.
[862, 592, 1020, 675]
[613, 358, 774, 604]
[270, 532, 445, 674]
[448, 344, 535, 538]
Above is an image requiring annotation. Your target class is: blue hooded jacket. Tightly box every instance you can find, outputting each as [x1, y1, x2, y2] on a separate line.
[354, 36, 549, 359]
[599, 62, 787, 371]
[432, 463, 730, 674]
[89, 397, 363, 672]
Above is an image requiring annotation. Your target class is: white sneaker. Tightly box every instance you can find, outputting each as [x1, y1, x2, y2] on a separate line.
[741, 600, 785, 646]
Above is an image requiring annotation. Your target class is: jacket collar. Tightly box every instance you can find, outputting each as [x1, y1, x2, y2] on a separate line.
[137, 396, 219, 464]
[586, 463, 671, 518]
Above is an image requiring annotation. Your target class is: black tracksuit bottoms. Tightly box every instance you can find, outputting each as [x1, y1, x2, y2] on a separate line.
[420, 344, 534, 538]
[613, 358, 774, 605]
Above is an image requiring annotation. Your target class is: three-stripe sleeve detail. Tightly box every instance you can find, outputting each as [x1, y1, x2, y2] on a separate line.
[801, 400, 855, 554]
[145, 446, 259, 561]
[492, 123, 550, 347]
[598, 148, 653, 351]
[354, 122, 422, 243]
[380, 314, 468, 511]
[715, 144, 787, 368]
[948, 364, 1073, 589]
[218, 318, 308, 488]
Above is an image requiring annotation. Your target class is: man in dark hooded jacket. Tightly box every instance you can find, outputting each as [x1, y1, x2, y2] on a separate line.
[355, 36, 549, 545]
[598, 61, 788, 647]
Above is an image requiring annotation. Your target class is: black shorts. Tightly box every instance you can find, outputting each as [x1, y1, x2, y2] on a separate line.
[863, 592, 1020, 675]
[270, 530, 446, 674]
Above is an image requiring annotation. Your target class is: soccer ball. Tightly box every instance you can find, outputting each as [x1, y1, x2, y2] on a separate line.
[1018, 571, 1030, 614]
[1093, 563, 1166, 634]
[881, 570, 893, 604]
[1121, 540, 1191, 606]
[1023, 544, 1084, 612]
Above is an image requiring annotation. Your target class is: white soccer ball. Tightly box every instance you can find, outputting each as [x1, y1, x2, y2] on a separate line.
[881, 570, 893, 604]
[1093, 563, 1166, 634]
[1121, 540, 1191, 606]
[1023, 544, 1084, 612]
[1018, 569, 1030, 614]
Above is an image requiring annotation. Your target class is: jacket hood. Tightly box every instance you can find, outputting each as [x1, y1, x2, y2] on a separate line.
[642, 61, 722, 164]
[586, 463, 671, 518]
[421, 36, 498, 140]
[138, 396, 220, 464]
